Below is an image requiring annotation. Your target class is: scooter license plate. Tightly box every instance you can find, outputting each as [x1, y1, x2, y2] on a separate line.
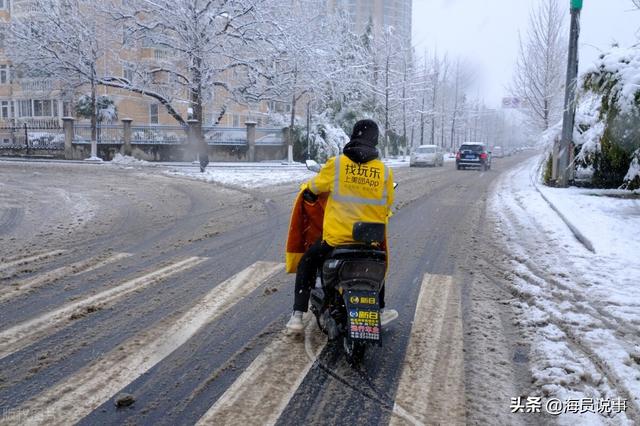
[344, 290, 381, 341]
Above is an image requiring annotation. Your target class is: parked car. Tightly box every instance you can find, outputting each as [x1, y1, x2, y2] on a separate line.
[456, 142, 492, 171]
[492, 146, 504, 158]
[410, 144, 444, 167]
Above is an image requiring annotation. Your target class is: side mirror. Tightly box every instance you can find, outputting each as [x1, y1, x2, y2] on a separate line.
[305, 159, 321, 173]
[393, 182, 398, 189]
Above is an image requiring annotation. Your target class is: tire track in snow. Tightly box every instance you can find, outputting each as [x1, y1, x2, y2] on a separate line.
[1, 261, 283, 426]
[0, 252, 132, 304]
[0, 255, 203, 360]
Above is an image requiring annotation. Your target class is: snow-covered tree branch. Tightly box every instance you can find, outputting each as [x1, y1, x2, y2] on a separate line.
[510, 0, 567, 133]
[8, 0, 119, 158]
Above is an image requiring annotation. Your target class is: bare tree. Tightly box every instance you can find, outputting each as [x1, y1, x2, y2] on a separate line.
[8, 0, 117, 159]
[265, 0, 346, 162]
[511, 0, 567, 132]
[365, 26, 407, 157]
[105, 0, 275, 159]
[429, 51, 440, 146]
[415, 52, 433, 147]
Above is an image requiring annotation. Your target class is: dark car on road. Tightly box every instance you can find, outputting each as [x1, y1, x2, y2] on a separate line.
[456, 142, 492, 171]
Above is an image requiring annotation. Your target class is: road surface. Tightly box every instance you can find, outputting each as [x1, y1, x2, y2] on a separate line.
[0, 155, 542, 425]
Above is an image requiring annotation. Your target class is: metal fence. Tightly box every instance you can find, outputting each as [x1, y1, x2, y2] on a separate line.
[255, 128, 284, 145]
[204, 126, 246, 145]
[131, 125, 186, 145]
[0, 123, 64, 150]
[73, 124, 124, 144]
[69, 124, 284, 146]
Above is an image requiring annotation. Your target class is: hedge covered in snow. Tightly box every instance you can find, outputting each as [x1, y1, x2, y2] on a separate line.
[572, 43, 640, 189]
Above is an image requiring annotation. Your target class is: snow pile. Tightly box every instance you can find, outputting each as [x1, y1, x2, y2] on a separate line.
[538, 121, 563, 154]
[110, 153, 149, 166]
[84, 156, 103, 162]
[491, 155, 640, 424]
[167, 165, 315, 189]
[28, 132, 65, 146]
[585, 44, 640, 115]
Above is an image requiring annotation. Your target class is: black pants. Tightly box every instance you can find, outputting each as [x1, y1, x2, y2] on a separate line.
[293, 240, 386, 312]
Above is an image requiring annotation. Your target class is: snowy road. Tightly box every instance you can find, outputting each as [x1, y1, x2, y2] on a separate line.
[0, 155, 551, 425]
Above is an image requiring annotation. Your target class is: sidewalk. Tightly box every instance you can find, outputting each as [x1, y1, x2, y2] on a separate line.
[491, 155, 640, 425]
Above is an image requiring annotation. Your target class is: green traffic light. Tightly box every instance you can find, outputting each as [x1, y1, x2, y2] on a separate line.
[571, 0, 583, 10]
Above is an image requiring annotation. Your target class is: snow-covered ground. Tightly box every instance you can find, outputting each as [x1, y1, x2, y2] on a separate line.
[491, 155, 640, 425]
[110, 153, 151, 166]
[110, 156, 413, 189]
[167, 163, 315, 188]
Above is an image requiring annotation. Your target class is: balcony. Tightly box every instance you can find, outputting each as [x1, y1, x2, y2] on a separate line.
[19, 78, 53, 92]
[12, 117, 60, 128]
[11, 0, 38, 16]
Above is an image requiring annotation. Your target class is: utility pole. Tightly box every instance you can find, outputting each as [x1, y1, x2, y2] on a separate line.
[557, 0, 582, 187]
[306, 100, 311, 160]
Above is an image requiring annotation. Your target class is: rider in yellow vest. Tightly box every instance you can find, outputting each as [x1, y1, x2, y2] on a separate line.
[286, 119, 398, 332]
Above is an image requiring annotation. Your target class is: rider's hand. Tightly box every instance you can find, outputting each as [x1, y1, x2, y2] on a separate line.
[302, 188, 319, 203]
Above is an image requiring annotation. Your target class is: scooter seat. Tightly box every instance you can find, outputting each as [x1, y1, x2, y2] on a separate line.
[329, 246, 386, 261]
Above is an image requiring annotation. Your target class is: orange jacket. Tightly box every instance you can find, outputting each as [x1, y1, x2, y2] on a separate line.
[285, 187, 389, 274]
[285, 190, 328, 273]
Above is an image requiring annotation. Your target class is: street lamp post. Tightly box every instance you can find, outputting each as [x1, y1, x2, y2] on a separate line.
[557, 0, 582, 187]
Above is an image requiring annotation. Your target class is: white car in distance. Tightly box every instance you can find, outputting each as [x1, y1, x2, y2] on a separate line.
[410, 144, 444, 167]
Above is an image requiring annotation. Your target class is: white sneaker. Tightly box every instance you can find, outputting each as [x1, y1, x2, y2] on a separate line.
[286, 311, 304, 332]
[380, 308, 398, 326]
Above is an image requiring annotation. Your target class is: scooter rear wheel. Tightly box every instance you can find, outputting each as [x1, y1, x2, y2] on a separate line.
[343, 336, 366, 365]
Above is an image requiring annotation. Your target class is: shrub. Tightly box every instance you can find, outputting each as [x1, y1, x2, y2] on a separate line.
[543, 153, 554, 186]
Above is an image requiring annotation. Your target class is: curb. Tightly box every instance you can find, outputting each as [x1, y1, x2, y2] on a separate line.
[534, 185, 596, 253]
[531, 157, 596, 253]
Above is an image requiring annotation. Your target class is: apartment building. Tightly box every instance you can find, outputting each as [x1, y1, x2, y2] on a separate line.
[327, 0, 412, 44]
[0, 0, 412, 137]
[1, 0, 62, 142]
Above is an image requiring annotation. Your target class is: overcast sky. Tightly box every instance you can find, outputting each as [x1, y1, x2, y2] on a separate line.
[412, 0, 640, 107]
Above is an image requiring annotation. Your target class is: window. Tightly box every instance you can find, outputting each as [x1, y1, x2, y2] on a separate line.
[33, 100, 57, 117]
[123, 63, 134, 82]
[0, 65, 8, 84]
[417, 147, 435, 154]
[0, 0, 7, 10]
[122, 24, 134, 47]
[1, 100, 10, 119]
[33, 100, 43, 116]
[15, 99, 58, 118]
[18, 100, 32, 117]
[149, 104, 159, 124]
[63, 101, 73, 117]
[232, 114, 240, 127]
[459, 144, 484, 152]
